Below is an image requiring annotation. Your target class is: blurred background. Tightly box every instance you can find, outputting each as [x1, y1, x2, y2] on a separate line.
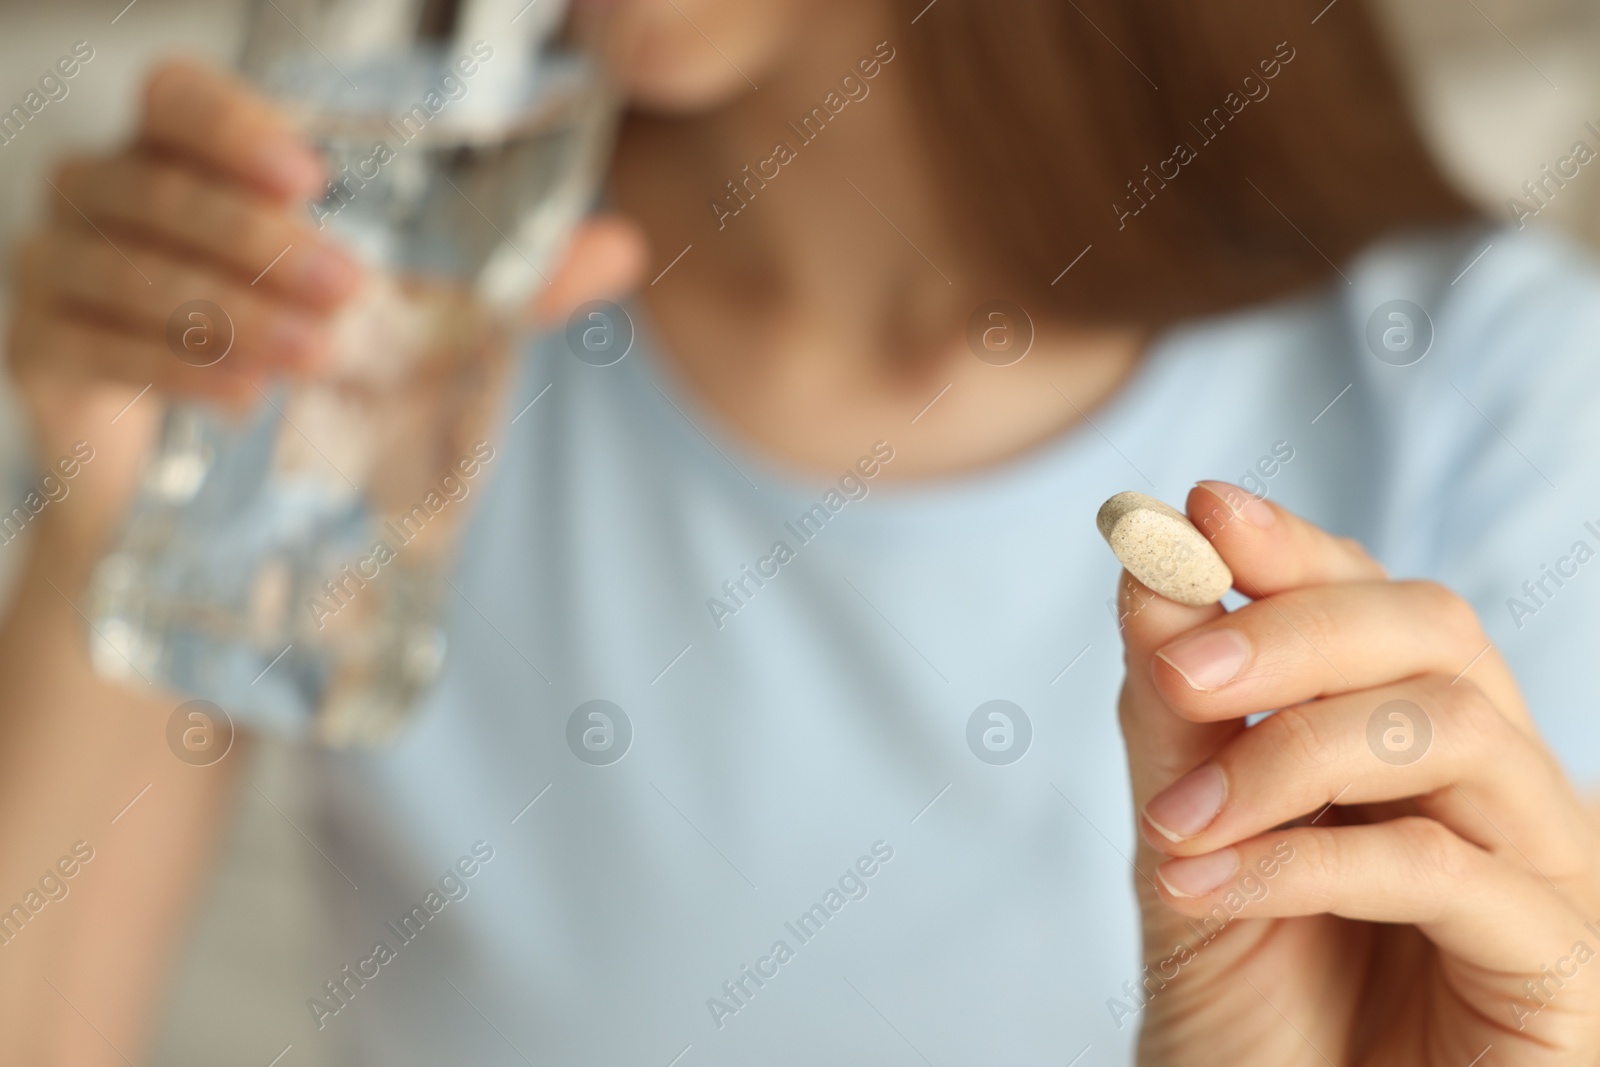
[0, 0, 1596, 1062]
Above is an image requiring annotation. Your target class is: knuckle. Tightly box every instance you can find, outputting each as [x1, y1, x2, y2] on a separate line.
[161, 258, 219, 309]
[1396, 817, 1472, 895]
[141, 164, 195, 223]
[104, 247, 152, 309]
[179, 181, 228, 243]
[1264, 706, 1339, 770]
[1275, 590, 1343, 658]
[72, 243, 154, 316]
[231, 203, 283, 261]
[143, 59, 205, 121]
[1283, 829, 1339, 911]
[1429, 674, 1503, 755]
[182, 178, 241, 243]
[206, 280, 256, 325]
[1410, 580, 1485, 646]
[62, 235, 114, 298]
[203, 285, 277, 357]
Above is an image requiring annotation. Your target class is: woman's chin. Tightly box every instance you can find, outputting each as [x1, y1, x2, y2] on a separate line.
[601, 17, 763, 115]
[620, 66, 754, 115]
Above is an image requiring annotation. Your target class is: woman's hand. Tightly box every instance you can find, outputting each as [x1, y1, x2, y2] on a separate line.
[9, 60, 357, 408]
[5, 57, 644, 559]
[1117, 482, 1600, 1065]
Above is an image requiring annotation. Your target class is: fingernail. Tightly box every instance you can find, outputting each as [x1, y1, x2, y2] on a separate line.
[255, 138, 323, 195]
[1157, 850, 1239, 898]
[1143, 763, 1227, 841]
[1156, 629, 1251, 690]
[299, 244, 362, 299]
[1196, 480, 1276, 529]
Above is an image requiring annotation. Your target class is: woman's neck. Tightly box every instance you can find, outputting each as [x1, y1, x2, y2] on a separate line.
[612, 3, 966, 352]
[607, 6, 1147, 479]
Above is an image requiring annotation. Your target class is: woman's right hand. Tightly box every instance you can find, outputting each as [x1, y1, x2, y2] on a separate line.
[4, 59, 357, 558]
[8, 59, 359, 409]
[5, 57, 645, 554]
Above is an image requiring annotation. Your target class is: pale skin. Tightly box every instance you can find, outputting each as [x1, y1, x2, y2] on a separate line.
[1, 0, 1597, 1062]
[1123, 484, 1600, 1064]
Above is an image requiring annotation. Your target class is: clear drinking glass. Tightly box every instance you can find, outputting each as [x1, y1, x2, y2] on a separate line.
[87, 0, 617, 745]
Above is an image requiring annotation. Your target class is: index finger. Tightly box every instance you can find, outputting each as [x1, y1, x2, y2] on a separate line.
[1188, 480, 1385, 598]
[138, 59, 323, 199]
[1170, 484, 1528, 726]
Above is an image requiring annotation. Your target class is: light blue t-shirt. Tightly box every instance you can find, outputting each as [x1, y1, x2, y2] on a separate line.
[264, 225, 1600, 1065]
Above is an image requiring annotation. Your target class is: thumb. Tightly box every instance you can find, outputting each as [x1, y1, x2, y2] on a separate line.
[527, 214, 648, 330]
[1113, 568, 1245, 957]
[1115, 570, 1236, 814]
[1105, 500, 1254, 963]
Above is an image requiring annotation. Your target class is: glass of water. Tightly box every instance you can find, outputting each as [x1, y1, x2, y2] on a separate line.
[87, 0, 617, 745]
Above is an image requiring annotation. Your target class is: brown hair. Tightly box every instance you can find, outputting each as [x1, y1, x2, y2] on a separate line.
[905, 0, 1480, 325]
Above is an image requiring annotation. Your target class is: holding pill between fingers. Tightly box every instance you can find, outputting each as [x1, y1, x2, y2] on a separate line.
[1097, 490, 1234, 606]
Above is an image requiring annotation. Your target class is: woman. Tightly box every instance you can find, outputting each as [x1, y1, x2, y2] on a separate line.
[4, 0, 1600, 1062]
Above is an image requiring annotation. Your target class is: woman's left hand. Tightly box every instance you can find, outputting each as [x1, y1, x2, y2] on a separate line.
[1117, 482, 1600, 1065]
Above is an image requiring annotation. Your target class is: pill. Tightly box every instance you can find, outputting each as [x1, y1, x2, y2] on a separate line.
[1095, 491, 1233, 606]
